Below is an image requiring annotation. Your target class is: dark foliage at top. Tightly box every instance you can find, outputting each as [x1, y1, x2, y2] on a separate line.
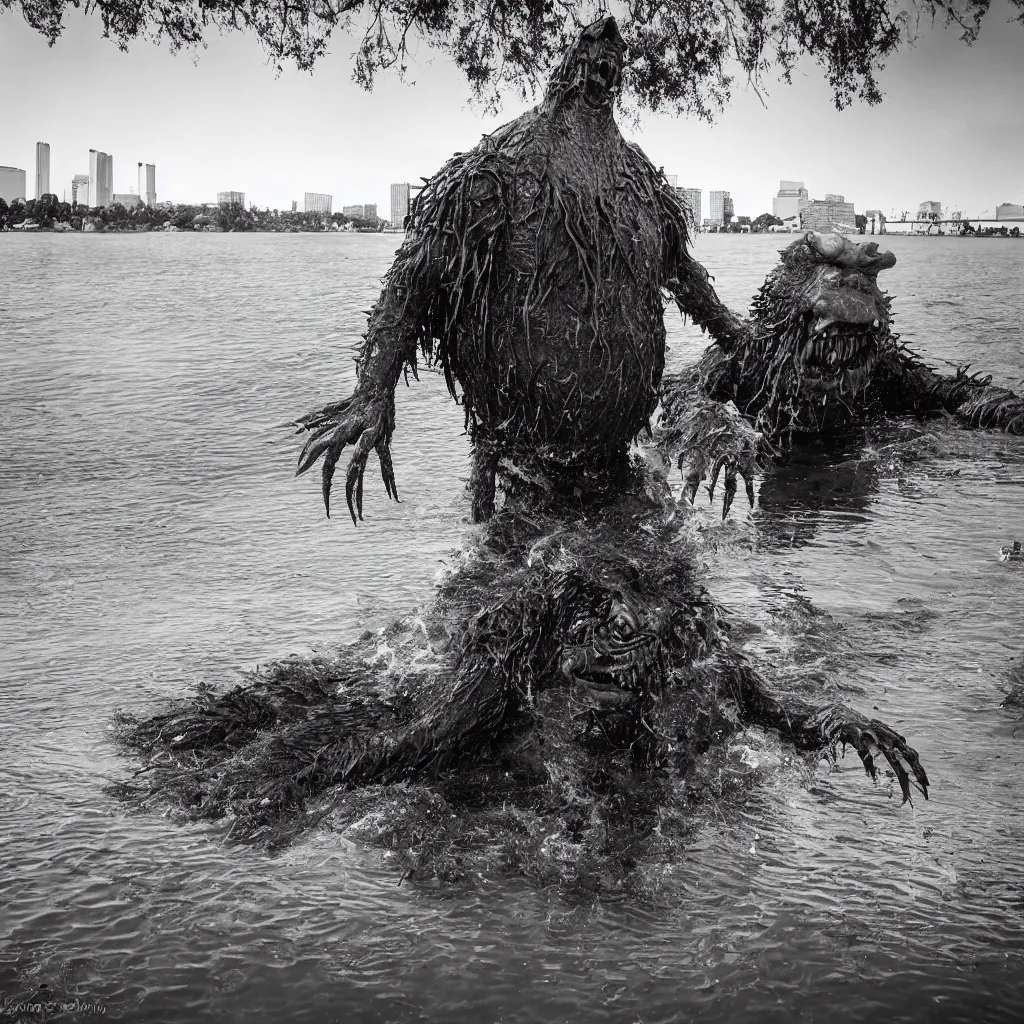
[5, 0, 1023, 118]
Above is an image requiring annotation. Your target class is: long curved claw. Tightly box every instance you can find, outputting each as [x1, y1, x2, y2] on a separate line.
[345, 431, 375, 526]
[722, 466, 738, 520]
[294, 392, 395, 523]
[707, 455, 727, 503]
[823, 711, 929, 804]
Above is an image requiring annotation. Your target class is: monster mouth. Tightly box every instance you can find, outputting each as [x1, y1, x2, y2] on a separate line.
[798, 321, 882, 374]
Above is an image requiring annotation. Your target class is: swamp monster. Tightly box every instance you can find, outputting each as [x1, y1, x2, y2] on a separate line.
[294, 16, 745, 524]
[117, 479, 928, 883]
[662, 230, 1024, 515]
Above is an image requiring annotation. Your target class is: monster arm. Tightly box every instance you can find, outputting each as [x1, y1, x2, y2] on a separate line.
[295, 153, 508, 522]
[658, 351, 763, 517]
[879, 354, 1024, 434]
[731, 659, 929, 804]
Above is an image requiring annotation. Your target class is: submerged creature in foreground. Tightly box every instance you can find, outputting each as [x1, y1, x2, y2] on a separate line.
[117, 482, 928, 883]
[293, 16, 745, 523]
[662, 230, 1024, 515]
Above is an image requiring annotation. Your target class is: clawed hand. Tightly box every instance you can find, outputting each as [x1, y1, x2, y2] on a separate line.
[294, 390, 398, 524]
[676, 400, 763, 519]
[810, 704, 929, 804]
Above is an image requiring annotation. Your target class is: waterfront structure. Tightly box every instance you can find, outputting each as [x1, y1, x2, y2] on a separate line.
[996, 203, 1024, 221]
[772, 180, 809, 226]
[217, 190, 245, 206]
[917, 200, 942, 221]
[709, 190, 732, 226]
[88, 149, 113, 207]
[291, 200, 299, 212]
[139, 164, 157, 206]
[800, 194, 856, 232]
[390, 182, 411, 228]
[0, 165, 27, 202]
[865, 209, 885, 234]
[674, 185, 701, 232]
[112, 193, 142, 208]
[304, 192, 332, 214]
[35, 142, 50, 199]
[363, 203, 378, 221]
[71, 173, 90, 207]
[343, 203, 366, 219]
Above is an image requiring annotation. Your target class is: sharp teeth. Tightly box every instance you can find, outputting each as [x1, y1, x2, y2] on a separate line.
[802, 339, 815, 363]
[872, 319, 880, 328]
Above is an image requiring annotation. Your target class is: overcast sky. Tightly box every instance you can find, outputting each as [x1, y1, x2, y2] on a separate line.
[1, 3, 1022, 220]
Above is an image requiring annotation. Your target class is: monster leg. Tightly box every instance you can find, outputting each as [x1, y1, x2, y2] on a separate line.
[469, 440, 500, 523]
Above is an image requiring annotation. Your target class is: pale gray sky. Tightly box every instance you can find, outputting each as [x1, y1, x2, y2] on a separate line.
[1, 3, 1022, 219]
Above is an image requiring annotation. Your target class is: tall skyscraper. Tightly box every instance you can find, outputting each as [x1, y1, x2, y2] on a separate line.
[139, 163, 157, 206]
[709, 190, 732, 226]
[35, 142, 50, 199]
[89, 149, 113, 207]
[217, 190, 245, 206]
[0, 165, 27, 203]
[71, 173, 90, 206]
[674, 186, 701, 232]
[304, 192, 332, 214]
[390, 182, 411, 229]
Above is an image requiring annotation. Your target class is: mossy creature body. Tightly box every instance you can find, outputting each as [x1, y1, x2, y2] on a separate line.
[295, 16, 745, 522]
[118, 485, 928, 880]
[663, 231, 1024, 511]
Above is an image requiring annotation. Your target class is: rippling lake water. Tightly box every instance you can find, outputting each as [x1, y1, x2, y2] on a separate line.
[2, 232, 1024, 1022]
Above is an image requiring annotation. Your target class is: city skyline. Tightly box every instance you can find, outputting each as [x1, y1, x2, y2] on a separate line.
[0, 5, 1022, 218]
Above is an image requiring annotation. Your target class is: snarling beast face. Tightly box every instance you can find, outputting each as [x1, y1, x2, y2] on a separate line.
[749, 231, 897, 406]
[543, 16, 626, 114]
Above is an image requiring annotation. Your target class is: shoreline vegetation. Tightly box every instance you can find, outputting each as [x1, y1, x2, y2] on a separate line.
[2, 196, 1020, 238]
[0, 195, 391, 234]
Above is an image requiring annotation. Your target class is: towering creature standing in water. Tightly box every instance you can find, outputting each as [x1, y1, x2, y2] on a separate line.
[296, 16, 746, 522]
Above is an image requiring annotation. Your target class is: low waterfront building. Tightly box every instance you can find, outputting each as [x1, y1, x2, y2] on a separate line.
[343, 203, 366, 219]
[304, 192, 332, 214]
[996, 203, 1024, 221]
[917, 200, 942, 221]
[217, 190, 245, 206]
[36, 142, 50, 199]
[0, 165, 27, 203]
[865, 209, 886, 234]
[112, 193, 142, 208]
[800, 195, 856, 232]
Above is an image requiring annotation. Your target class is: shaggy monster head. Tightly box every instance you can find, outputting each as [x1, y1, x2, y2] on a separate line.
[749, 231, 897, 405]
[543, 16, 626, 115]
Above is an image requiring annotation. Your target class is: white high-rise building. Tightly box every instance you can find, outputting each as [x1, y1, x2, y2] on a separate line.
[390, 182, 411, 229]
[35, 142, 50, 199]
[217, 190, 245, 206]
[89, 149, 113, 207]
[675, 186, 701, 232]
[772, 180, 809, 226]
[139, 163, 157, 206]
[0, 165, 27, 203]
[709, 190, 733, 226]
[71, 174, 90, 206]
[304, 192, 332, 214]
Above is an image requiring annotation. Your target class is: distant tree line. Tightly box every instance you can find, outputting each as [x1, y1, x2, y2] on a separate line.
[0, 196, 389, 233]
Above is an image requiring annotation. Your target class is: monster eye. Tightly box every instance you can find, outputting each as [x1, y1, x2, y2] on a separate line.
[610, 614, 634, 639]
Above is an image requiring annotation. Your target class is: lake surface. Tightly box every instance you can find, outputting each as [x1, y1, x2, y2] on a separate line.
[2, 232, 1023, 1022]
